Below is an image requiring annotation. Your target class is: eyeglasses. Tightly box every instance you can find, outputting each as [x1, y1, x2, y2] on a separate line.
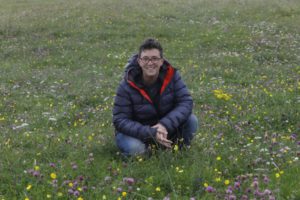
[139, 57, 162, 63]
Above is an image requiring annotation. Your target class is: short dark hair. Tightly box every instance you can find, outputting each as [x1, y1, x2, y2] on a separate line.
[138, 38, 163, 58]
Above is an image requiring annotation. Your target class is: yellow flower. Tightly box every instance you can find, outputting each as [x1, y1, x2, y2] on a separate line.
[57, 192, 63, 197]
[25, 197, 30, 200]
[224, 180, 230, 185]
[77, 197, 83, 200]
[50, 173, 57, 179]
[122, 191, 127, 197]
[155, 187, 161, 192]
[46, 194, 51, 198]
[26, 184, 32, 190]
[173, 144, 179, 151]
[216, 156, 221, 161]
[34, 166, 40, 171]
[204, 182, 208, 187]
[215, 177, 221, 182]
[69, 182, 73, 187]
[275, 173, 280, 178]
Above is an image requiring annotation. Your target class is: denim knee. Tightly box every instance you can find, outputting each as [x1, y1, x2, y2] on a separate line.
[182, 114, 198, 145]
[115, 133, 146, 156]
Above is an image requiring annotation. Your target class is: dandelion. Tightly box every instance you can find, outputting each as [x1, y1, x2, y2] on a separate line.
[26, 184, 32, 191]
[50, 173, 57, 179]
[213, 89, 232, 100]
[122, 191, 127, 197]
[173, 144, 179, 151]
[57, 192, 63, 197]
[224, 180, 230, 185]
[215, 177, 221, 182]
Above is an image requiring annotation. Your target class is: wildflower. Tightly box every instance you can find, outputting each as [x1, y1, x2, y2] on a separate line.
[57, 192, 63, 197]
[176, 167, 184, 173]
[26, 184, 32, 191]
[241, 195, 248, 200]
[234, 181, 240, 189]
[77, 197, 83, 200]
[50, 173, 57, 179]
[263, 175, 269, 184]
[215, 177, 221, 182]
[122, 192, 127, 197]
[46, 194, 51, 198]
[102, 195, 107, 200]
[73, 190, 80, 197]
[224, 180, 230, 185]
[123, 177, 135, 185]
[226, 186, 233, 194]
[116, 187, 122, 193]
[204, 183, 208, 187]
[216, 156, 221, 161]
[252, 180, 259, 188]
[104, 176, 112, 183]
[72, 163, 78, 170]
[34, 166, 40, 171]
[173, 144, 179, 151]
[155, 187, 161, 192]
[69, 182, 74, 187]
[205, 186, 215, 193]
[49, 163, 56, 168]
[228, 195, 236, 200]
[213, 89, 232, 100]
[25, 197, 30, 200]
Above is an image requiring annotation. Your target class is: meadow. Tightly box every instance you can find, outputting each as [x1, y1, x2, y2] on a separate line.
[0, 0, 300, 199]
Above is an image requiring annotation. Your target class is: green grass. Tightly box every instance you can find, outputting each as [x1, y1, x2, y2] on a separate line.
[1, 0, 300, 199]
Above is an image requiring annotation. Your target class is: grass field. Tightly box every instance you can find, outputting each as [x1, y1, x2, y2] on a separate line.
[1, 0, 300, 199]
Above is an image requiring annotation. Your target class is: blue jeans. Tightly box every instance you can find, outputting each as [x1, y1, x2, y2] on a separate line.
[115, 114, 198, 156]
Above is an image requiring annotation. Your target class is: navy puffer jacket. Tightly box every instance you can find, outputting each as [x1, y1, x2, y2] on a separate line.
[113, 54, 193, 142]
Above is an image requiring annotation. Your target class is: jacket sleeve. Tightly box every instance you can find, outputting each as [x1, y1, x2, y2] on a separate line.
[113, 81, 157, 141]
[159, 71, 193, 133]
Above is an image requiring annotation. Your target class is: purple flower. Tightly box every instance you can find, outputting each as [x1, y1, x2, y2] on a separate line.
[234, 181, 240, 189]
[252, 180, 259, 189]
[254, 189, 264, 197]
[263, 175, 269, 184]
[72, 163, 78, 170]
[68, 188, 74, 194]
[116, 187, 122, 193]
[228, 195, 236, 200]
[226, 186, 233, 194]
[33, 170, 40, 177]
[49, 162, 56, 168]
[123, 177, 135, 185]
[205, 186, 215, 193]
[263, 189, 272, 195]
[73, 190, 80, 197]
[269, 196, 276, 200]
[241, 195, 248, 200]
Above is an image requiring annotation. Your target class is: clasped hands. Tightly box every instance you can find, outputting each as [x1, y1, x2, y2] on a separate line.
[152, 123, 172, 148]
